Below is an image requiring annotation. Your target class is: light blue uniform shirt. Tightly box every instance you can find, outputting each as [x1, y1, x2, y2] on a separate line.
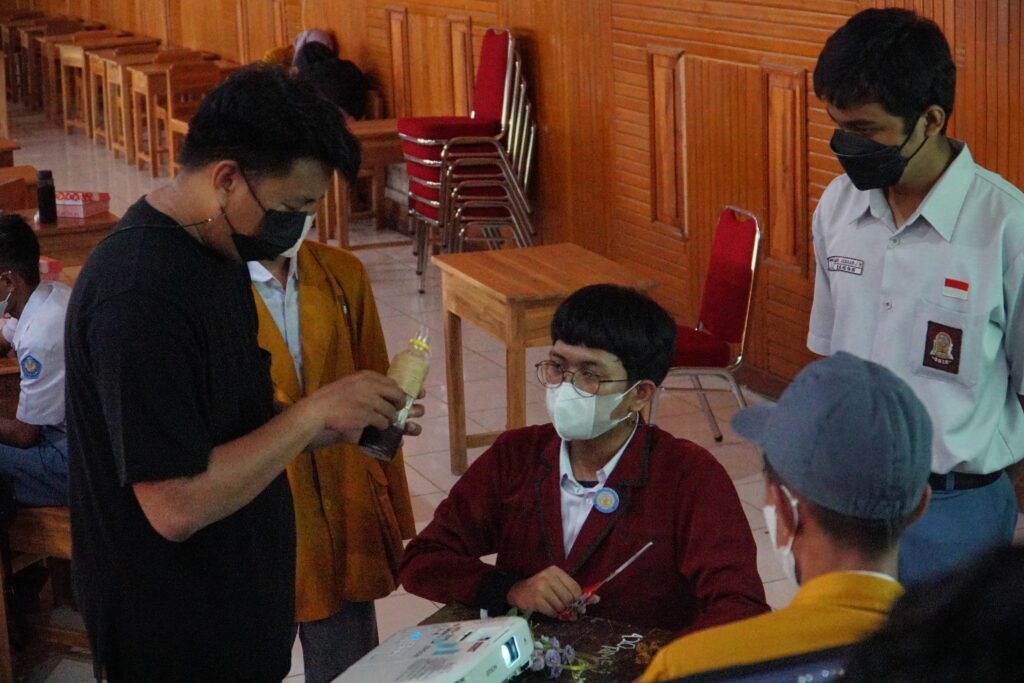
[249, 258, 303, 387]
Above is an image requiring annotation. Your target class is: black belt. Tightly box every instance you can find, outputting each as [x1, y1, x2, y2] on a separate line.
[928, 470, 1002, 491]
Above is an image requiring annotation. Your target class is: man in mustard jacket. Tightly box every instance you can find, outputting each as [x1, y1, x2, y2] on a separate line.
[250, 237, 415, 682]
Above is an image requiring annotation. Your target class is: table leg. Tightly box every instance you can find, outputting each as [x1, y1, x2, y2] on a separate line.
[445, 307, 468, 474]
[336, 173, 350, 248]
[146, 94, 158, 177]
[61, 64, 74, 134]
[121, 78, 135, 163]
[372, 165, 386, 231]
[133, 90, 145, 171]
[505, 344, 527, 430]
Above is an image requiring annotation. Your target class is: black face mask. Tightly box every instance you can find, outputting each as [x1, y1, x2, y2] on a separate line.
[227, 174, 310, 262]
[830, 123, 928, 191]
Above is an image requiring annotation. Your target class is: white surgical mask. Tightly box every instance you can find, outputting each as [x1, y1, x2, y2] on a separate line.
[763, 485, 799, 584]
[279, 214, 315, 259]
[545, 381, 638, 441]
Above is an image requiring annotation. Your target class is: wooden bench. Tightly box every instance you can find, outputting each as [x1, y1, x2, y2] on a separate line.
[0, 506, 85, 681]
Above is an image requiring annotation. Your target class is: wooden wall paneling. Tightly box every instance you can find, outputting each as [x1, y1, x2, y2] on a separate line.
[681, 56, 767, 333]
[764, 64, 807, 272]
[386, 5, 411, 117]
[448, 14, 472, 115]
[500, 0, 615, 253]
[954, 0, 1023, 189]
[236, 0, 285, 62]
[179, 0, 238, 60]
[647, 45, 685, 236]
[407, 11, 454, 115]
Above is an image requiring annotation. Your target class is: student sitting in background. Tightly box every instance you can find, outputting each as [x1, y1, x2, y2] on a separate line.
[295, 41, 370, 121]
[641, 352, 932, 681]
[0, 214, 70, 506]
[401, 284, 768, 633]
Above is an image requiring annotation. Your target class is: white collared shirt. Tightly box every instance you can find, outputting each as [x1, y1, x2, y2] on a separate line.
[249, 258, 303, 385]
[808, 140, 1024, 475]
[558, 421, 638, 555]
[10, 281, 71, 428]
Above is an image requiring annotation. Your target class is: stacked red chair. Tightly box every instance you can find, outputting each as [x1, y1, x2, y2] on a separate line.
[649, 207, 763, 441]
[398, 27, 536, 292]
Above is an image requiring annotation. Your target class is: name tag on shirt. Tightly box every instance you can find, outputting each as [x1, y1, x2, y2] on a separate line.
[827, 256, 864, 276]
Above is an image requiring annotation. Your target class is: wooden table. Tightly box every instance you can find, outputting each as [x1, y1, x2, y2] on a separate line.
[434, 244, 656, 473]
[422, 603, 672, 682]
[0, 165, 37, 195]
[101, 50, 162, 162]
[130, 59, 236, 177]
[317, 118, 405, 249]
[0, 137, 19, 166]
[58, 36, 159, 136]
[14, 209, 118, 266]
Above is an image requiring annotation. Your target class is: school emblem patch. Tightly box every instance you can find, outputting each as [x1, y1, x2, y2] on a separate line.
[922, 321, 961, 375]
[20, 355, 41, 379]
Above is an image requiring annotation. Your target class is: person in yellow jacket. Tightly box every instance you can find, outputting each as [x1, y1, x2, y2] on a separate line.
[640, 353, 932, 681]
[250, 236, 415, 683]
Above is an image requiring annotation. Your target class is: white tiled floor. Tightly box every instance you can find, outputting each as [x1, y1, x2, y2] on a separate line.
[12, 109, 1024, 682]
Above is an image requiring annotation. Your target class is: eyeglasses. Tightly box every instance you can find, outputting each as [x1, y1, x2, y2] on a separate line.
[535, 360, 629, 398]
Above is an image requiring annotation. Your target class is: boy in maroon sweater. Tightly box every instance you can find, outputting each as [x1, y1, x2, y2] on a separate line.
[400, 285, 767, 633]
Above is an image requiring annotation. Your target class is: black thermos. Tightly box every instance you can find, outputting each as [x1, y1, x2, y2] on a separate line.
[36, 170, 57, 224]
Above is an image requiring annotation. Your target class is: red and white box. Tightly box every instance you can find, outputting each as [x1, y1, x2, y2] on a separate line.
[55, 190, 110, 219]
[39, 256, 62, 281]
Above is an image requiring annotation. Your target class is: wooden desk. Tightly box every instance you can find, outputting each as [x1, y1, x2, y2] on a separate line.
[0, 165, 37, 197]
[317, 118, 404, 248]
[14, 209, 118, 266]
[422, 603, 672, 682]
[58, 36, 159, 136]
[434, 244, 656, 473]
[130, 59, 236, 177]
[102, 50, 161, 161]
[0, 137, 19, 166]
[18, 24, 48, 109]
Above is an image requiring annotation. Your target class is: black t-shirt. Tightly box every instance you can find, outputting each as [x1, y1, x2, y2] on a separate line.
[65, 199, 295, 681]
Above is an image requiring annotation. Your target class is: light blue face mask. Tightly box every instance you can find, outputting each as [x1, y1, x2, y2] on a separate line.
[545, 381, 639, 441]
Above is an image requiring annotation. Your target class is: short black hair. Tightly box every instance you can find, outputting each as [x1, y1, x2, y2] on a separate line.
[550, 284, 677, 386]
[764, 461, 907, 559]
[813, 8, 955, 133]
[179, 62, 361, 182]
[0, 214, 40, 286]
[843, 545, 1024, 682]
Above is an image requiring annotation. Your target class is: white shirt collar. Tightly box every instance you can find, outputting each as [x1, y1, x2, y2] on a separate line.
[247, 257, 299, 286]
[849, 139, 973, 242]
[845, 570, 899, 583]
[558, 418, 639, 491]
[17, 281, 56, 328]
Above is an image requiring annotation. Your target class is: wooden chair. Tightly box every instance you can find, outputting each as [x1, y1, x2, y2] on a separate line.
[0, 506, 85, 682]
[0, 177, 33, 211]
[134, 51, 203, 177]
[164, 61, 221, 177]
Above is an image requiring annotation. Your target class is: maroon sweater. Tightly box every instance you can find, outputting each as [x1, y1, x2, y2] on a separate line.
[400, 423, 768, 633]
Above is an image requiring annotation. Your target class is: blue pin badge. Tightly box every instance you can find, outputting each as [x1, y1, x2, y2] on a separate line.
[594, 487, 619, 514]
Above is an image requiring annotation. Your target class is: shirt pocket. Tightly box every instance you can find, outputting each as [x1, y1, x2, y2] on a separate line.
[908, 298, 985, 388]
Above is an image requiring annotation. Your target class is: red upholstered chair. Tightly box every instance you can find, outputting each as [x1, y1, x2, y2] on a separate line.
[398, 27, 537, 292]
[650, 207, 762, 441]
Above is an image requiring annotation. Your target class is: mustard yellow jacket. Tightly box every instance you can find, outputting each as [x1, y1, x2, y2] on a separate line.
[253, 241, 415, 622]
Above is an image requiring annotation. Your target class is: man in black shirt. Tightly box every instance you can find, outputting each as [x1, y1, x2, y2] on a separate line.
[65, 64, 414, 681]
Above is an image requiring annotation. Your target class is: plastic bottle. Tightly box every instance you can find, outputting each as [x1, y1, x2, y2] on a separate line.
[36, 170, 57, 224]
[359, 331, 430, 461]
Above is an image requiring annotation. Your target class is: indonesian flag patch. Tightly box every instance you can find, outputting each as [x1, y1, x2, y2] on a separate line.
[942, 278, 969, 300]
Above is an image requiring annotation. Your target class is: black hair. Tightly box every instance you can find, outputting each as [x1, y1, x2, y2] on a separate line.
[763, 461, 906, 559]
[550, 284, 677, 386]
[178, 62, 361, 182]
[0, 214, 40, 286]
[843, 544, 1024, 682]
[813, 8, 955, 134]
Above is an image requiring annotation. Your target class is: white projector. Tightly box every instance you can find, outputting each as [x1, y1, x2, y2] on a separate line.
[334, 616, 534, 683]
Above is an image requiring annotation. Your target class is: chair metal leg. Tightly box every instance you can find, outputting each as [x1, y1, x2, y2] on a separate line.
[691, 376, 723, 442]
[725, 373, 748, 410]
